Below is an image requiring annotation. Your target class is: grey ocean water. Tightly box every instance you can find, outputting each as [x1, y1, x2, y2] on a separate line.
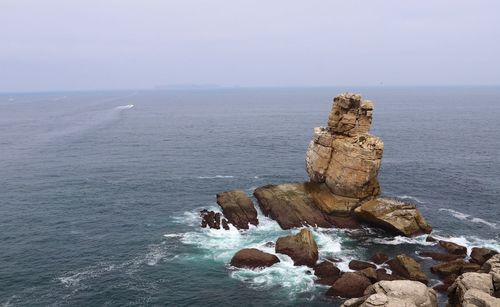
[1, 87, 499, 306]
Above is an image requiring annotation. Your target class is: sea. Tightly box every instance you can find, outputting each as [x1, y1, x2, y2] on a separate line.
[1, 87, 499, 306]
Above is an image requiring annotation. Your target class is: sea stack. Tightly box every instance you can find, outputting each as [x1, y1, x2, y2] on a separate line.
[306, 93, 383, 199]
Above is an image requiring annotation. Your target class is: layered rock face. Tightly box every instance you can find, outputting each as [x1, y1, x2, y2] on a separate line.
[306, 93, 383, 199]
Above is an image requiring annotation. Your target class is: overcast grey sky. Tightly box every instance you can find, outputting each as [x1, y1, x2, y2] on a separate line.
[1, 0, 499, 92]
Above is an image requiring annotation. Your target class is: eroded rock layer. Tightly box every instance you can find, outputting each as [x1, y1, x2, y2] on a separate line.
[306, 93, 383, 199]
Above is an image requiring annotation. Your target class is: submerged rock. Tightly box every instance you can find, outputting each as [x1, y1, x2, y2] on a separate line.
[275, 228, 318, 267]
[354, 198, 432, 236]
[387, 254, 428, 285]
[306, 93, 383, 199]
[342, 280, 438, 307]
[327, 272, 372, 298]
[216, 190, 258, 229]
[230, 248, 280, 269]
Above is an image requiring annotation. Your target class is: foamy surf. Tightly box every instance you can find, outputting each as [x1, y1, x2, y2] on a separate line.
[439, 208, 497, 229]
[115, 104, 134, 110]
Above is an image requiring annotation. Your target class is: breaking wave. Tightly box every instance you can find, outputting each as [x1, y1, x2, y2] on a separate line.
[197, 175, 235, 179]
[439, 208, 497, 229]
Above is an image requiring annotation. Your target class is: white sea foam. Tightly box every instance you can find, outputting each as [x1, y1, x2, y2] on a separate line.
[369, 235, 435, 246]
[114, 104, 134, 110]
[431, 234, 500, 255]
[439, 208, 497, 229]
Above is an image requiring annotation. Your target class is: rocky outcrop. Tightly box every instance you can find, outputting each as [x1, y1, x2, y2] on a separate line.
[253, 182, 361, 229]
[230, 248, 280, 269]
[439, 240, 467, 256]
[431, 259, 480, 276]
[341, 280, 438, 307]
[275, 228, 318, 267]
[471, 247, 498, 266]
[387, 254, 428, 285]
[482, 254, 500, 297]
[354, 198, 432, 236]
[327, 272, 372, 298]
[306, 93, 383, 200]
[314, 261, 341, 285]
[216, 190, 258, 229]
[200, 210, 229, 230]
[349, 260, 376, 271]
[447, 272, 499, 306]
[418, 251, 465, 262]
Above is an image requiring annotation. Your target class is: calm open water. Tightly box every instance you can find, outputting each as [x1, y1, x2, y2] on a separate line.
[1, 87, 499, 306]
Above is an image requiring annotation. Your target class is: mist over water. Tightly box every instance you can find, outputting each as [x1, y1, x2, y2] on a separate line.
[1, 87, 499, 306]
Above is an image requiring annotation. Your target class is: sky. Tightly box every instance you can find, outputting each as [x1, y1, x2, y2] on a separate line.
[1, 0, 499, 92]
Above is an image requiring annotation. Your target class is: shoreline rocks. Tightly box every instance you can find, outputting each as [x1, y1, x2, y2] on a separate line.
[275, 228, 318, 267]
[354, 198, 432, 236]
[326, 272, 372, 298]
[216, 190, 258, 229]
[387, 254, 428, 285]
[230, 248, 280, 269]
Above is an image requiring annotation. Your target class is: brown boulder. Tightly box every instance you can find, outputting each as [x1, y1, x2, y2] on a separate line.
[371, 252, 389, 264]
[230, 248, 280, 269]
[326, 272, 372, 298]
[275, 228, 318, 267]
[387, 254, 428, 285]
[470, 247, 498, 266]
[447, 272, 495, 306]
[358, 267, 378, 283]
[354, 198, 432, 236]
[418, 251, 465, 262]
[431, 259, 467, 276]
[349, 260, 376, 270]
[216, 190, 258, 229]
[376, 268, 404, 281]
[314, 261, 341, 285]
[439, 240, 467, 255]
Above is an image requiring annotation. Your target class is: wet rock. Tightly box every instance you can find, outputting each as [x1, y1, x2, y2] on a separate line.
[349, 260, 376, 270]
[471, 247, 498, 266]
[438, 240, 467, 255]
[431, 259, 469, 276]
[314, 261, 341, 285]
[387, 254, 428, 285]
[327, 272, 372, 298]
[371, 252, 388, 264]
[327, 216, 361, 229]
[433, 274, 458, 292]
[253, 183, 335, 229]
[200, 210, 221, 229]
[426, 235, 437, 242]
[358, 267, 378, 283]
[354, 198, 432, 236]
[221, 218, 230, 230]
[230, 248, 280, 269]
[376, 268, 403, 281]
[418, 251, 465, 262]
[305, 93, 383, 199]
[275, 228, 318, 267]
[216, 190, 258, 229]
[352, 280, 438, 307]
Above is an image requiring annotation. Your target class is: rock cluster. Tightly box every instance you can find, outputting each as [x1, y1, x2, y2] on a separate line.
[194, 93, 498, 306]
